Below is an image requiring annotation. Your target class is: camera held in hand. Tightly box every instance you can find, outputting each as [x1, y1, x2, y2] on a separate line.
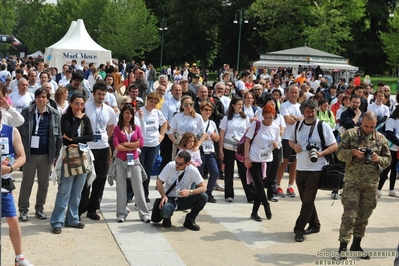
[306, 143, 319, 163]
[359, 148, 373, 164]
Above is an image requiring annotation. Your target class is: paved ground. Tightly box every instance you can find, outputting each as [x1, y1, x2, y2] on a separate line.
[2, 170, 399, 266]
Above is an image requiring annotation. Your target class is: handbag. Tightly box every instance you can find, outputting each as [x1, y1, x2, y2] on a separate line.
[319, 162, 344, 190]
[316, 121, 344, 190]
[62, 144, 89, 177]
[151, 170, 185, 223]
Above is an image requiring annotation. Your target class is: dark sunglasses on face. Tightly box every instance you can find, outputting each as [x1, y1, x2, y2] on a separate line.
[183, 103, 194, 107]
[175, 161, 185, 166]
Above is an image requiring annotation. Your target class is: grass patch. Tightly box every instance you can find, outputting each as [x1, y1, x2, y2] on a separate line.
[369, 77, 398, 94]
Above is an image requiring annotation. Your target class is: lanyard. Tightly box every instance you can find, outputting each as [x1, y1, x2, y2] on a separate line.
[93, 103, 103, 131]
[35, 108, 44, 135]
[124, 126, 133, 143]
[297, 119, 317, 143]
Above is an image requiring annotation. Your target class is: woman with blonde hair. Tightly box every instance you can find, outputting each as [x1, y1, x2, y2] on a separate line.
[54, 86, 69, 114]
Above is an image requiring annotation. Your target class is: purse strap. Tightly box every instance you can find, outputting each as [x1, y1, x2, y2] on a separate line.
[164, 170, 185, 196]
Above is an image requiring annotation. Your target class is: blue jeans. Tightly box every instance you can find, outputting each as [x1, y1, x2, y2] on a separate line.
[148, 80, 154, 94]
[50, 167, 87, 228]
[139, 145, 160, 199]
[199, 153, 219, 194]
[160, 193, 208, 222]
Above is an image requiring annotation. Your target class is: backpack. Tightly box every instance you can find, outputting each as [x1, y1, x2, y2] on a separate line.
[235, 120, 261, 163]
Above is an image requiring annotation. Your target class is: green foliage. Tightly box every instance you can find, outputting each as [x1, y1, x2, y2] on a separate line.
[303, 0, 365, 55]
[381, 10, 399, 67]
[98, 0, 159, 59]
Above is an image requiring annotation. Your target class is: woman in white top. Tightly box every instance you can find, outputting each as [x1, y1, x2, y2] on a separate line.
[244, 103, 280, 221]
[168, 95, 206, 158]
[242, 91, 259, 123]
[219, 97, 255, 203]
[377, 105, 399, 197]
[256, 96, 285, 202]
[198, 102, 220, 203]
[138, 92, 168, 201]
[54, 86, 69, 114]
[87, 67, 102, 90]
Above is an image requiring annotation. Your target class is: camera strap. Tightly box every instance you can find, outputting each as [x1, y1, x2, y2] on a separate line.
[294, 119, 317, 143]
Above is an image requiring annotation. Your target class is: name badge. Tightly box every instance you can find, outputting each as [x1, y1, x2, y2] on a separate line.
[259, 148, 271, 159]
[0, 137, 9, 154]
[127, 153, 135, 165]
[93, 131, 102, 142]
[31, 136, 40, 148]
[203, 144, 215, 153]
[79, 143, 88, 152]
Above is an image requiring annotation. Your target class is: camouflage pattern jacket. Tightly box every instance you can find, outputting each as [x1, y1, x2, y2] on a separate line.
[336, 127, 391, 186]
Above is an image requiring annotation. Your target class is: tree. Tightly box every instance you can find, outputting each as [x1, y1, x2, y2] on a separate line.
[97, 0, 160, 59]
[381, 10, 399, 68]
[303, 0, 365, 55]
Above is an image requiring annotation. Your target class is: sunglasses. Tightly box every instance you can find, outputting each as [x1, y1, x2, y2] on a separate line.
[183, 103, 194, 107]
[123, 102, 133, 106]
[175, 161, 185, 166]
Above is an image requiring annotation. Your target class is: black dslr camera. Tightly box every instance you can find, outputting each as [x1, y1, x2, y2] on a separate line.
[306, 143, 319, 163]
[359, 148, 373, 164]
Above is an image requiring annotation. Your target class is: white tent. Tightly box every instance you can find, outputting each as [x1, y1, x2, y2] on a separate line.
[44, 19, 111, 70]
[27, 51, 43, 58]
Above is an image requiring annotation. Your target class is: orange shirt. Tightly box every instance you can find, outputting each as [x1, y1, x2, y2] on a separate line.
[294, 76, 307, 85]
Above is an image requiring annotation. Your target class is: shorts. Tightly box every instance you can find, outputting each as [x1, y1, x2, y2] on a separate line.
[282, 139, 295, 159]
[2, 192, 17, 218]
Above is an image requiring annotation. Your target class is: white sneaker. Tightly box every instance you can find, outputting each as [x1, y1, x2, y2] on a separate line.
[142, 216, 151, 223]
[117, 215, 125, 223]
[377, 190, 382, 198]
[389, 190, 398, 197]
[331, 192, 338, 200]
[214, 183, 225, 191]
[15, 257, 33, 266]
[225, 197, 234, 202]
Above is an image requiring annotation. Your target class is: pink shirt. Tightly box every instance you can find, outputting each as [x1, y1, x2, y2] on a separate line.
[113, 125, 144, 161]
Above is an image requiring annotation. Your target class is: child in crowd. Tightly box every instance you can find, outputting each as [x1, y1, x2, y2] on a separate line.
[178, 132, 202, 167]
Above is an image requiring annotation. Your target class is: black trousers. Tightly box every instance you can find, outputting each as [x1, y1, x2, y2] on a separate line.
[223, 148, 255, 201]
[378, 149, 398, 191]
[264, 148, 281, 198]
[79, 148, 110, 215]
[294, 170, 321, 234]
[160, 133, 173, 172]
[249, 162, 270, 215]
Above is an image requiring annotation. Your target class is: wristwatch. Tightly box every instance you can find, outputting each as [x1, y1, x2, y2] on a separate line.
[189, 190, 193, 196]
[8, 164, 13, 173]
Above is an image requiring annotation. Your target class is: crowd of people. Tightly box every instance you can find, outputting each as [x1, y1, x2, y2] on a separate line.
[0, 55, 397, 264]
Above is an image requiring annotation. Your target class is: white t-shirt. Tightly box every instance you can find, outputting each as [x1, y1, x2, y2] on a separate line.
[85, 102, 117, 149]
[168, 112, 205, 136]
[0, 70, 11, 82]
[367, 102, 389, 118]
[279, 101, 301, 139]
[235, 80, 246, 91]
[289, 119, 336, 171]
[88, 92, 117, 108]
[10, 92, 34, 113]
[159, 162, 203, 197]
[247, 121, 280, 163]
[137, 106, 166, 147]
[243, 105, 258, 119]
[161, 97, 180, 122]
[200, 119, 218, 154]
[88, 75, 102, 90]
[58, 78, 71, 87]
[384, 118, 399, 151]
[8, 79, 18, 92]
[219, 115, 250, 151]
[219, 95, 231, 114]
